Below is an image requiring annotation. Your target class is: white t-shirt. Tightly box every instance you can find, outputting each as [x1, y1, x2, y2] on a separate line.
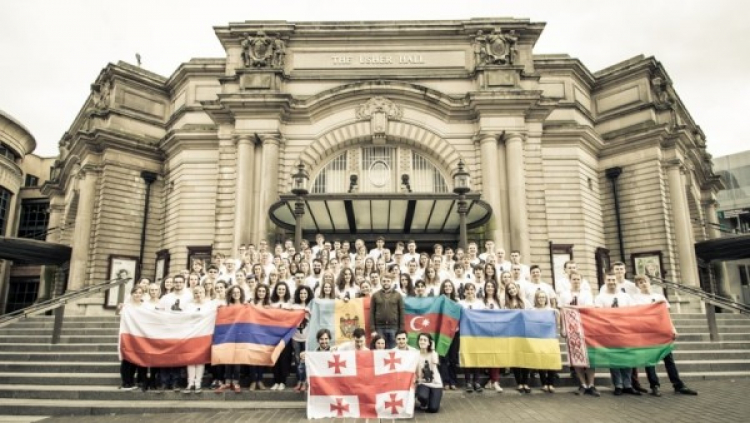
[417, 350, 443, 388]
[632, 292, 670, 308]
[459, 298, 485, 310]
[558, 290, 594, 307]
[555, 277, 592, 295]
[522, 281, 557, 306]
[159, 290, 193, 310]
[599, 279, 638, 296]
[594, 291, 632, 308]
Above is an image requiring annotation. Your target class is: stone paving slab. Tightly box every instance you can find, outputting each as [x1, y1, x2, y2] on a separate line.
[28, 378, 750, 423]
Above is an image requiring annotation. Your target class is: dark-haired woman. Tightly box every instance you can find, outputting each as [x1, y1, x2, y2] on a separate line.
[215, 285, 245, 394]
[416, 333, 443, 413]
[291, 285, 313, 393]
[249, 284, 270, 390]
[270, 282, 293, 390]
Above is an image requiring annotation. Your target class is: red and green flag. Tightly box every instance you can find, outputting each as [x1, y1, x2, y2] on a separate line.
[404, 296, 461, 356]
[561, 303, 674, 368]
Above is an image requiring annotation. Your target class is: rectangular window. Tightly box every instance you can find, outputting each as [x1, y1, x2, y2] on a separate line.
[0, 188, 11, 236]
[17, 199, 49, 240]
[24, 174, 39, 187]
[5, 277, 40, 313]
[740, 265, 750, 287]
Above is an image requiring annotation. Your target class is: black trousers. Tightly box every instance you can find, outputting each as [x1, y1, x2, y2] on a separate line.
[645, 352, 685, 389]
[417, 385, 443, 413]
[512, 368, 529, 385]
[273, 342, 293, 384]
[439, 336, 459, 385]
[120, 360, 146, 387]
[538, 370, 557, 386]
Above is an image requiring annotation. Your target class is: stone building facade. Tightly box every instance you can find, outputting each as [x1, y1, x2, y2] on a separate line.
[4, 18, 722, 315]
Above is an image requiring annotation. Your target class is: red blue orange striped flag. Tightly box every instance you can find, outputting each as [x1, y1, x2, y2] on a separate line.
[212, 305, 306, 366]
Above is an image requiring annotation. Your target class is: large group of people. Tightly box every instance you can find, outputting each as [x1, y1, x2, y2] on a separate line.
[118, 235, 697, 408]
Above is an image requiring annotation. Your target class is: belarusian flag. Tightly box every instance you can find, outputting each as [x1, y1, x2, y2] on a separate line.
[561, 303, 675, 368]
[404, 296, 461, 356]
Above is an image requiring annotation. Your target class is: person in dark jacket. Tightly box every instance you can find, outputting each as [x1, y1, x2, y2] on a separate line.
[370, 276, 405, 349]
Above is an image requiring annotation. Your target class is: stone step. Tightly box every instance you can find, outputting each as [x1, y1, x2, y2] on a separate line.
[0, 329, 120, 336]
[0, 398, 303, 416]
[0, 343, 118, 353]
[2, 322, 121, 330]
[0, 373, 122, 386]
[675, 326, 750, 334]
[0, 335, 117, 344]
[673, 333, 750, 342]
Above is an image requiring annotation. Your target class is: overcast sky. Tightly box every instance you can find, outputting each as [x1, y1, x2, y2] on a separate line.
[1, 0, 747, 158]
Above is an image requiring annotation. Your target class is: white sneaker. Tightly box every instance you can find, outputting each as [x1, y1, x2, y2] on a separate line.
[277, 383, 286, 390]
[494, 381, 503, 392]
[270, 383, 279, 390]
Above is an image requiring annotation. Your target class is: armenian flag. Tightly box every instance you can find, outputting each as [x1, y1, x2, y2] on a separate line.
[119, 305, 214, 367]
[561, 303, 674, 368]
[212, 305, 305, 366]
[459, 309, 562, 369]
[403, 296, 461, 356]
[307, 298, 371, 350]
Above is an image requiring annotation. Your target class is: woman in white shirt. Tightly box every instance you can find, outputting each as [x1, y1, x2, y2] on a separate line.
[182, 286, 214, 394]
[270, 282, 293, 391]
[533, 291, 559, 393]
[416, 333, 443, 413]
[483, 280, 504, 392]
[504, 282, 530, 393]
[458, 283, 484, 392]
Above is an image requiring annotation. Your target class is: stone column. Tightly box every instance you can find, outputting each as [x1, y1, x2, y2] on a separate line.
[666, 159, 699, 286]
[703, 197, 730, 297]
[37, 197, 65, 302]
[67, 166, 99, 291]
[496, 140, 511, 250]
[505, 133, 530, 260]
[251, 142, 262, 245]
[234, 135, 256, 251]
[257, 135, 280, 242]
[479, 134, 505, 248]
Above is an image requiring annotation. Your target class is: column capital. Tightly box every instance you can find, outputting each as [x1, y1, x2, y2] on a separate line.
[258, 133, 283, 146]
[78, 164, 102, 178]
[473, 131, 502, 145]
[502, 132, 526, 144]
[234, 134, 257, 146]
[664, 158, 684, 169]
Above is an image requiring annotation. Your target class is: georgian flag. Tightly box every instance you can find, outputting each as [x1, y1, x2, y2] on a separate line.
[306, 350, 418, 419]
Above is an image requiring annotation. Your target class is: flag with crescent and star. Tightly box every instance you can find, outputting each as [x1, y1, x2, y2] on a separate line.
[306, 350, 418, 419]
[404, 296, 461, 356]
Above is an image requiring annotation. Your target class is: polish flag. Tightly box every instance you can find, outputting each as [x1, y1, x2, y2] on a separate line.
[306, 350, 418, 419]
[119, 305, 215, 367]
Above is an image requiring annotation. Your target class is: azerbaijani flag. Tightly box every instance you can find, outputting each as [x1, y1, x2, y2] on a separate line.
[119, 305, 215, 367]
[307, 298, 371, 351]
[561, 303, 674, 368]
[404, 296, 461, 356]
[459, 309, 562, 369]
[212, 305, 305, 366]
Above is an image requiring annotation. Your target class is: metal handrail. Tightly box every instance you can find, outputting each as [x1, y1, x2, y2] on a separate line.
[650, 277, 750, 314]
[0, 277, 132, 340]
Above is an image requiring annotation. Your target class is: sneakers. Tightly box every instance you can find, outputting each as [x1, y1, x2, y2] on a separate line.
[277, 383, 286, 390]
[676, 387, 698, 395]
[473, 382, 483, 393]
[120, 385, 137, 391]
[195, 386, 203, 394]
[622, 387, 642, 396]
[465, 385, 473, 393]
[651, 386, 662, 397]
[613, 387, 623, 396]
[493, 381, 503, 392]
[271, 383, 280, 390]
[182, 385, 195, 394]
[586, 386, 601, 397]
[576, 385, 586, 396]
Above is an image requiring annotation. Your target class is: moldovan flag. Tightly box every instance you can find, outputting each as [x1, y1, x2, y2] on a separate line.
[459, 309, 562, 369]
[307, 298, 371, 350]
[119, 305, 214, 367]
[562, 303, 674, 368]
[212, 305, 305, 366]
[307, 350, 418, 419]
[404, 296, 461, 356]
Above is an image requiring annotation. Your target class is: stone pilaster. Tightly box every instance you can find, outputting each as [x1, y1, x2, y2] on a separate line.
[257, 134, 281, 242]
[496, 139, 511, 250]
[234, 134, 256, 251]
[478, 133, 505, 248]
[505, 133, 530, 260]
[67, 166, 100, 291]
[666, 159, 699, 286]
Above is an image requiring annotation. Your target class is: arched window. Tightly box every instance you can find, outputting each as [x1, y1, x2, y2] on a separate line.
[310, 146, 448, 194]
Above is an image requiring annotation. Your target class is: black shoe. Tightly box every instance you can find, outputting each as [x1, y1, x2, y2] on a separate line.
[623, 387, 641, 396]
[473, 383, 483, 393]
[635, 385, 648, 393]
[576, 386, 585, 396]
[613, 387, 623, 396]
[650, 387, 662, 397]
[676, 387, 698, 395]
[465, 385, 474, 393]
[523, 387, 531, 394]
[588, 386, 601, 397]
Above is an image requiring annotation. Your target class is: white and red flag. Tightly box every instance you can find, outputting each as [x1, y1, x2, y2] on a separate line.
[306, 350, 418, 419]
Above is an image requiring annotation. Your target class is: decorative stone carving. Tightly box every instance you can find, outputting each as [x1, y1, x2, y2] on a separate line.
[241, 31, 286, 68]
[356, 97, 403, 144]
[91, 80, 110, 111]
[473, 28, 518, 66]
[651, 76, 678, 129]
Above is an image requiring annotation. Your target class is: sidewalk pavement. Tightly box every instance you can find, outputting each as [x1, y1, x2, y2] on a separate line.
[34, 378, 750, 423]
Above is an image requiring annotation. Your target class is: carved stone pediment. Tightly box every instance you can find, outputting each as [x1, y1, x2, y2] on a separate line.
[473, 28, 519, 67]
[355, 97, 403, 144]
[240, 31, 286, 69]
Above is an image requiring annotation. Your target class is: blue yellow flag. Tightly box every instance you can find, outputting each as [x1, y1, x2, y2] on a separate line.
[459, 309, 562, 369]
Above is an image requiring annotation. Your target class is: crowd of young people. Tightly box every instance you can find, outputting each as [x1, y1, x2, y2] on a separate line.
[118, 235, 697, 400]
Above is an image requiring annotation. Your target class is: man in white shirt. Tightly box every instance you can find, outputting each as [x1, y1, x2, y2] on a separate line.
[478, 240, 495, 262]
[495, 248, 512, 274]
[599, 262, 638, 296]
[632, 275, 697, 396]
[509, 250, 530, 281]
[466, 242, 480, 267]
[368, 236, 386, 260]
[522, 265, 557, 307]
[402, 240, 419, 265]
[159, 275, 193, 310]
[555, 261, 592, 296]
[595, 272, 638, 396]
[558, 272, 594, 306]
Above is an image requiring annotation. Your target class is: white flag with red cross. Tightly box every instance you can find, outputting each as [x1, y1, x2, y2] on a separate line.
[306, 350, 419, 419]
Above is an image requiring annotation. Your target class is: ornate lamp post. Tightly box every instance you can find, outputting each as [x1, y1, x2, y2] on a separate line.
[453, 158, 471, 251]
[291, 161, 309, 251]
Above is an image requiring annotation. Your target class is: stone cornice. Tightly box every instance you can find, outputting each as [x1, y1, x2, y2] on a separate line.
[533, 54, 596, 89]
[165, 59, 225, 92]
[160, 128, 220, 157]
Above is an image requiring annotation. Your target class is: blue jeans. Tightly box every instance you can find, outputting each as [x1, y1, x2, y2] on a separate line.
[610, 368, 633, 389]
[293, 340, 306, 382]
[377, 327, 397, 349]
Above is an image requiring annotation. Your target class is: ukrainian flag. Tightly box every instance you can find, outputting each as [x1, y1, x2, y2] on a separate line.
[459, 309, 562, 369]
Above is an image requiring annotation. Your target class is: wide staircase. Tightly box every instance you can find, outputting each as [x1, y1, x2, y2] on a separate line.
[1, 311, 749, 417]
